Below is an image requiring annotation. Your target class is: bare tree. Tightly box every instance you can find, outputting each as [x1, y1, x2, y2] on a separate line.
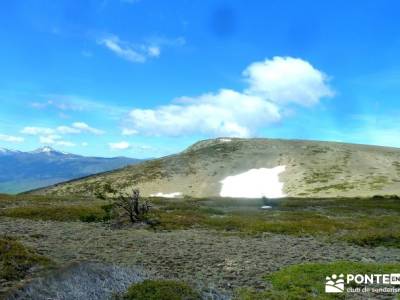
[114, 189, 151, 223]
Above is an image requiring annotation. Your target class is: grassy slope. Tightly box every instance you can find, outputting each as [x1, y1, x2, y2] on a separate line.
[30, 138, 400, 198]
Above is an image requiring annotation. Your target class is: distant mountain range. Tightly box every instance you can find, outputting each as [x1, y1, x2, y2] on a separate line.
[0, 147, 142, 194]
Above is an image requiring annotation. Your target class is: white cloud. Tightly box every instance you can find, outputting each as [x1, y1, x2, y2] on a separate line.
[128, 89, 280, 137]
[81, 142, 89, 147]
[39, 134, 62, 144]
[243, 56, 334, 106]
[21, 127, 54, 135]
[124, 56, 333, 137]
[148, 46, 160, 57]
[99, 36, 146, 63]
[56, 126, 81, 134]
[72, 122, 104, 135]
[98, 35, 182, 63]
[21, 122, 102, 148]
[121, 128, 138, 136]
[31, 99, 84, 111]
[0, 134, 24, 143]
[109, 141, 130, 150]
[39, 135, 75, 147]
[22, 123, 104, 136]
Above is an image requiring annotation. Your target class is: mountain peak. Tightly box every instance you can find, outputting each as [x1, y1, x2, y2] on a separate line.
[31, 146, 68, 155]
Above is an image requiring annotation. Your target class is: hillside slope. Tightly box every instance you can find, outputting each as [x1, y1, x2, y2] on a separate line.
[32, 138, 400, 198]
[0, 147, 141, 194]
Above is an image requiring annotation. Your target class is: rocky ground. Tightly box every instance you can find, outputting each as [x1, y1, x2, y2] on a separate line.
[1, 216, 400, 298]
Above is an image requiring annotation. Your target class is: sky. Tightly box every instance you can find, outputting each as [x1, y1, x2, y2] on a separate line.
[1, 0, 400, 158]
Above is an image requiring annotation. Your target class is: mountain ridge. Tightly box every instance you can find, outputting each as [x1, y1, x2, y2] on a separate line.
[31, 138, 400, 198]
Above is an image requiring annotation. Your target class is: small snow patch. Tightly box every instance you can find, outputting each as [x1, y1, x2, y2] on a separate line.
[220, 166, 286, 198]
[261, 205, 272, 209]
[219, 138, 232, 142]
[150, 192, 182, 198]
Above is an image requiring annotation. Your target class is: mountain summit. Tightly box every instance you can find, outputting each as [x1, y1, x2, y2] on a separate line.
[30, 146, 70, 155]
[32, 138, 400, 198]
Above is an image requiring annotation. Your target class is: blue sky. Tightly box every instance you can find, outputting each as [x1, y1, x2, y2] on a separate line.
[1, 0, 400, 158]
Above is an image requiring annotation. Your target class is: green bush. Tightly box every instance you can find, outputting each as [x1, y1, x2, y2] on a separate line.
[262, 261, 400, 299]
[79, 213, 101, 222]
[123, 279, 201, 300]
[235, 261, 400, 299]
[0, 236, 52, 280]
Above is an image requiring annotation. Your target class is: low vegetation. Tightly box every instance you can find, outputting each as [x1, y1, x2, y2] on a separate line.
[1, 204, 106, 222]
[121, 279, 201, 300]
[235, 261, 400, 299]
[148, 196, 400, 248]
[1, 195, 400, 248]
[0, 236, 52, 281]
[1, 193, 400, 299]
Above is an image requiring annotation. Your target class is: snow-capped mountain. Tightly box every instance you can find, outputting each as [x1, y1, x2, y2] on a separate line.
[0, 147, 142, 194]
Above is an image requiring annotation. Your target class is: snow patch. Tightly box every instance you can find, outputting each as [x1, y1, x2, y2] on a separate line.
[219, 138, 232, 142]
[150, 192, 182, 198]
[41, 146, 53, 153]
[220, 166, 286, 198]
[261, 205, 272, 209]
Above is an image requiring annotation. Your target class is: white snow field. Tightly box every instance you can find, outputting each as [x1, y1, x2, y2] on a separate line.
[219, 166, 286, 198]
[150, 192, 182, 198]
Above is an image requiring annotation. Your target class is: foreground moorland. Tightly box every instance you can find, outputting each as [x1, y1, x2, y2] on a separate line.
[1, 194, 400, 299]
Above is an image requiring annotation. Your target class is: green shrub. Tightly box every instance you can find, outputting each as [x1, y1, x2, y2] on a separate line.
[79, 213, 101, 222]
[235, 261, 400, 299]
[123, 279, 201, 300]
[262, 261, 400, 299]
[0, 236, 52, 281]
[101, 203, 114, 221]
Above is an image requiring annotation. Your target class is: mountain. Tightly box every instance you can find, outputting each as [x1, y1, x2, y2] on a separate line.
[31, 138, 400, 198]
[0, 147, 142, 194]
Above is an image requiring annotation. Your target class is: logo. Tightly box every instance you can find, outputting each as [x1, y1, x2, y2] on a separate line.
[325, 274, 345, 293]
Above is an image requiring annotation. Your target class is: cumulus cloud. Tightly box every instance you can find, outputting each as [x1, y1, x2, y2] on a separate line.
[109, 141, 130, 150]
[123, 56, 333, 137]
[0, 134, 24, 143]
[243, 56, 334, 106]
[128, 89, 280, 137]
